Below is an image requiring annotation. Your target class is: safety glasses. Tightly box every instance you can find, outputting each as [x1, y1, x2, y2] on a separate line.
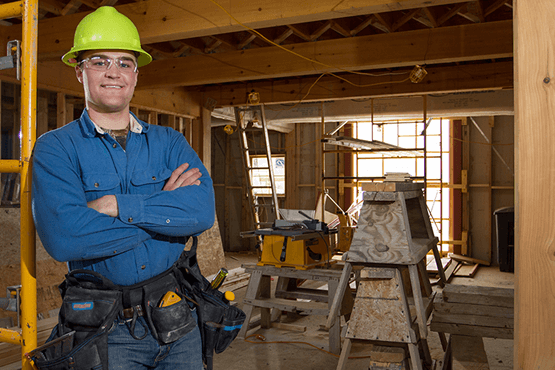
[79, 56, 138, 74]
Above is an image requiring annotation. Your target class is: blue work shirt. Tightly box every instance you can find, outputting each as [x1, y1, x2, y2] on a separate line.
[31, 110, 215, 286]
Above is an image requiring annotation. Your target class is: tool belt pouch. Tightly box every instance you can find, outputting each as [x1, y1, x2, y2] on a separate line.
[198, 289, 246, 354]
[29, 270, 122, 370]
[176, 237, 246, 365]
[140, 272, 197, 344]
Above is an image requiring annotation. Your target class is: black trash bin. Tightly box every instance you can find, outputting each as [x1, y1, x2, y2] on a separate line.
[494, 206, 514, 272]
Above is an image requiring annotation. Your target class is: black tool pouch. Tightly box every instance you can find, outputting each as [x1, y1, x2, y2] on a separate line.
[28, 270, 122, 370]
[138, 271, 197, 344]
[176, 236, 246, 370]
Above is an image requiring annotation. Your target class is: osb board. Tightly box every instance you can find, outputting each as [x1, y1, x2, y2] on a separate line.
[346, 275, 412, 343]
[193, 216, 227, 276]
[0, 260, 66, 321]
[348, 199, 412, 264]
[0, 209, 67, 321]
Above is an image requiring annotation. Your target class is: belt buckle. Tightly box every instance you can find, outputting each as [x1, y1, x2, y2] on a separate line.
[122, 304, 143, 319]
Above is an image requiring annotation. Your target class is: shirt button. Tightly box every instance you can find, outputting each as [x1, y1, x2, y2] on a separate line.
[152, 176, 156, 181]
[113, 143, 117, 148]
[166, 219, 170, 223]
[128, 217, 133, 222]
[94, 183, 99, 188]
[141, 265, 146, 270]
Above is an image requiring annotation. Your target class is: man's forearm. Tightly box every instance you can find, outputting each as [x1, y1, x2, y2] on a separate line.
[87, 195, 119, 217]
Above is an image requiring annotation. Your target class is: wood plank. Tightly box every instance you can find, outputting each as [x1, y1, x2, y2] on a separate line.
[442, 284, 514, 307]
[443, 261, 461, 282]
[269, 322, 307, 332]
[429, 322, 513, 339]
[449, 253, 491, 266]
[9, 0, 473, 60]
[432, 312, 513, 329]
[274, 287, 329, 302]
[200, 60, 513, 106]
[243, 297, 329, 316]
[514, 1, 555, 364]
[433, 293, 513, 318]
[137, 21, 513, 89]
[453, 263, 479, 278]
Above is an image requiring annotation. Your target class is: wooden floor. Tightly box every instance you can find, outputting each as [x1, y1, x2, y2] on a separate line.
[0, 255, 514, 370]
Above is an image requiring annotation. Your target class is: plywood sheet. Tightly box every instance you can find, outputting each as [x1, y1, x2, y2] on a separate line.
[349, 199, 411, 264]
[346, 273, 412, 343]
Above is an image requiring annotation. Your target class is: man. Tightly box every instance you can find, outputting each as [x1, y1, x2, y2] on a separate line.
[31, 6, 214, 369]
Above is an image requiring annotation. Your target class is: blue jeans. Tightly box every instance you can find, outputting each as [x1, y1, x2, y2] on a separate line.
[108, 310, 203, 369]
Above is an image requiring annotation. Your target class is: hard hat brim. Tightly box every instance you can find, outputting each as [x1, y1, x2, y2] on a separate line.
[62, 45, 152, 68]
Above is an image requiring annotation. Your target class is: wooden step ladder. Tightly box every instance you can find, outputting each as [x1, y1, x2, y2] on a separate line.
[234, 105, 280, 234]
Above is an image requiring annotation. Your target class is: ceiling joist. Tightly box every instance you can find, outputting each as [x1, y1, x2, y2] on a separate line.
[137, 20, 513, 89]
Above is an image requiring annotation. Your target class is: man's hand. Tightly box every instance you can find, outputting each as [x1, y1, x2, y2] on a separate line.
[87, 195, 119, 217]
[163, 163, 201, 191]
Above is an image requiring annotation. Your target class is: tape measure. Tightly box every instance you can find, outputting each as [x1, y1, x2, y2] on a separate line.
[159, 291, 181, 307]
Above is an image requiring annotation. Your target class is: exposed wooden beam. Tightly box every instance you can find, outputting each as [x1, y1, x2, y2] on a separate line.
[467, 1, 485, 22]
[137, 20, 513, 89]
[485, 0, 508, 17]
[39, 0, 65, 15]
[438, 3, 466, 25]
[350, 16, 375, 36]
[205, 38, 223, 53]
[413, 10, 434, 28]
[311, 21, 333, 40]
[9, 0, 472, 60]
[274, 28, 294, 44]
[288, 24, 312, 42]
[238, 33, 257, 50]
[422, 7, 438, 28]
[78, 0, 103, 9]
[61, 0, 81, 16]
[392, 8, 420, 31]
[330, 21, 352, 38]
[199, 61, 513, 106]
[374, 13, 393, 32]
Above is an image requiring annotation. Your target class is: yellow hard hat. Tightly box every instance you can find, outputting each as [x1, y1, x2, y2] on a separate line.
[62, 6, 152, 67]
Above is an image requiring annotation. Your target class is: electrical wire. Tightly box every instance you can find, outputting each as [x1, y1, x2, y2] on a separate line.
[206, 0, 411, 79]
[244, 333, 372, 359]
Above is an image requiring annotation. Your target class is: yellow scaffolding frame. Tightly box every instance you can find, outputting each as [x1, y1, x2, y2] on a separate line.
[0, 1, 38, 370]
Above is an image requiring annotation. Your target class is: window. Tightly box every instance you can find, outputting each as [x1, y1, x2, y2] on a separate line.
[251, 155, 285, 196]
[355, 118, 451, 253]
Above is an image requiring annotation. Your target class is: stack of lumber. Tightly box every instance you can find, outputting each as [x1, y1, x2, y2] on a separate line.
[0, 316, 57, 369]
[430, 284, 514, 339]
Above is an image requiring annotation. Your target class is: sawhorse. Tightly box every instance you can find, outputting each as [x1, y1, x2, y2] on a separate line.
[238, 263, 354, 354]
[332, 258, 447, 370]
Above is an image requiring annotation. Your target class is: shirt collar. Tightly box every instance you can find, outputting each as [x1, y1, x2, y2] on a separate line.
[80, 109, 149, 137]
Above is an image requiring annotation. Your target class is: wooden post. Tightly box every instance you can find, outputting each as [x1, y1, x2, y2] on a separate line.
[515, 0, 555, 367]
[37, 93, 48, 137]
[201, 107, 211, 174]
[148, 111, 158, 125]
[56, 93, 66, 129]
